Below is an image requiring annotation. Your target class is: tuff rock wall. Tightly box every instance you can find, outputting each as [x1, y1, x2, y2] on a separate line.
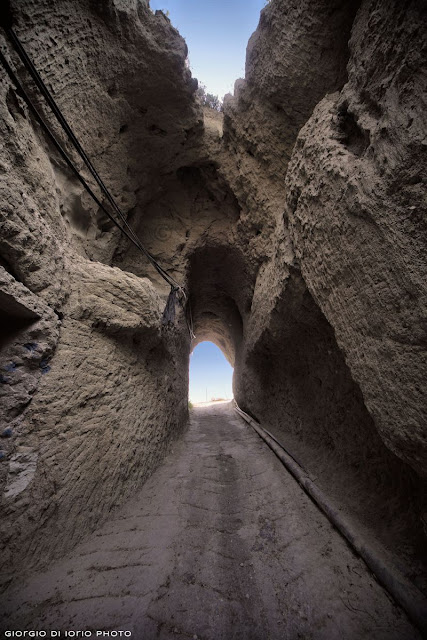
[222, 0, 427, 586]
[0, 0, 426, 590]
[0, 0, 202, 584]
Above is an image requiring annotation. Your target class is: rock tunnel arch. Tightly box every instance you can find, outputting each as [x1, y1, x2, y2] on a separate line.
[187, 244, 254, 369]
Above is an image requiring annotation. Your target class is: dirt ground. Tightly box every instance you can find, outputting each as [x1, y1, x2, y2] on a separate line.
[0, 403, 420, 639]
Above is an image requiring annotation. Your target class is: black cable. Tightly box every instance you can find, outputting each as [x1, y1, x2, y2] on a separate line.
[0, 51, 155, 259]
[1, 41, 194, 336]
[4, 27, 183, 291]
[186, 297, 196, 339]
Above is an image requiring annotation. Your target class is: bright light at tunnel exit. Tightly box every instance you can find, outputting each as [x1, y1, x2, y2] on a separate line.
[189, 341, 234, 404]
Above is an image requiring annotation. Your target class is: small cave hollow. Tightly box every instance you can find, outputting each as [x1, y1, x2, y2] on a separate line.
[335, 100, 370, 156]
[0, 290, 40, 351]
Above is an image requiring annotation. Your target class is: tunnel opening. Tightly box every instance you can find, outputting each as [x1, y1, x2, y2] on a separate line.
[186, 243, 255, 410]
[189, 341, 233, 404]
[187, 244, 255, 365]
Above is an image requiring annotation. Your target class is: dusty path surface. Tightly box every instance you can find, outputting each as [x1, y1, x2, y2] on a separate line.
[0, 403, 419, 639]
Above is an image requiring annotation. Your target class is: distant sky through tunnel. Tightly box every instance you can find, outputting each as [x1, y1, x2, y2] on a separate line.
[149, 0, 266, 100]
[189, 341, 233, 403]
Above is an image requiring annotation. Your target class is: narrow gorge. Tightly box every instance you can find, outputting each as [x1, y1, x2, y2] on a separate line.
[0, 0, 426, 636]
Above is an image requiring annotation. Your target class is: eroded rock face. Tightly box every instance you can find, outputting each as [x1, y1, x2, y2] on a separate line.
[221, 0, 427, 586]
[0, 269, 59, 499]
[0, 0, 426, 588]
[0, 0, 198, 580]
[285, 1, 427, 477]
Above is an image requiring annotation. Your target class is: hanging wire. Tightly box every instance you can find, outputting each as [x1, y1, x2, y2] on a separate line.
[0, 51, 147, 256]
[186, 296, 196, 340]
[4, 27, 184, 293]
[1, 30, 195, 337]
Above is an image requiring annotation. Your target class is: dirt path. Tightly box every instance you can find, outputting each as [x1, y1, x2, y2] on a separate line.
[0, 403, 420, 639]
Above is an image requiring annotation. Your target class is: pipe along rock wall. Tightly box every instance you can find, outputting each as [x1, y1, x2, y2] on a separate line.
[0, 0, 426, 594]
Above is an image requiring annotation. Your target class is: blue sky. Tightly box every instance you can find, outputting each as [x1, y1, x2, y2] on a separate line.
[150, 0, 266, 99]
[189, 342, 233, 403]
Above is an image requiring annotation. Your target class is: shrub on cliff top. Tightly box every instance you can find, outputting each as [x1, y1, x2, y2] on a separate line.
[196, 82, 223, 112]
